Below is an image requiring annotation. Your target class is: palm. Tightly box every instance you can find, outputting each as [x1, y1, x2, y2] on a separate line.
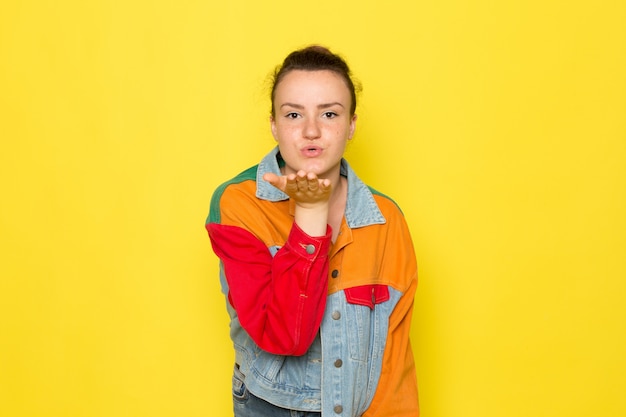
[263, 171, 332, 207]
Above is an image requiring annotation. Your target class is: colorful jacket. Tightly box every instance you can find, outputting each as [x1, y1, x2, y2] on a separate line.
[206, 147, 419, 416]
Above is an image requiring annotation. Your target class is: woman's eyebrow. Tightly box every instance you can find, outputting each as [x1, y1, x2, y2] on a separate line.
[318, 102, 344, 109]
[280, 102, 304, 109]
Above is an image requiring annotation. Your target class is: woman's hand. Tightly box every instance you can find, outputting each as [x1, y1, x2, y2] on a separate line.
[263, 171, 332, 208]
[263, 170, 331, 237]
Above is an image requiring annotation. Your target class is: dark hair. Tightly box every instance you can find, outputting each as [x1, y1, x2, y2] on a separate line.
[270, 45, 360, 116]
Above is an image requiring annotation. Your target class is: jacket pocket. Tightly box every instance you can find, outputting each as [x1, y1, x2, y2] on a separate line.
[344, 285, 390, 362]
[345, 285, 390, 309]
[232, 364, 249, 403]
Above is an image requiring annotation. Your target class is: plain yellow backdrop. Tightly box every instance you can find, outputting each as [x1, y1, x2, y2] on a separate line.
[1, 1, 625, 416]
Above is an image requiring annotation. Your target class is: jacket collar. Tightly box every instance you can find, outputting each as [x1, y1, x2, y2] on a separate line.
[256, 147, 386, 228]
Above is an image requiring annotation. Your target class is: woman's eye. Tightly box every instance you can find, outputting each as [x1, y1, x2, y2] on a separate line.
[323, 112, 337, 118]
[286, 112, 300, 119]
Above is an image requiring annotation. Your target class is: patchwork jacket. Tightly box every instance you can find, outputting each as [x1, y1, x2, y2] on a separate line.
[206, 147, 419, 416]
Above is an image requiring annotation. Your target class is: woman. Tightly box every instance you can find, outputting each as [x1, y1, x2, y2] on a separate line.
[206, 45, 419, 417]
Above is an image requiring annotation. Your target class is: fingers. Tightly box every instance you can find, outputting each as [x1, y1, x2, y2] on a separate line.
[296, 172, 309, 190]
[264, 171, 331, 203]
[262, 172, 281, 188]
[285, 173, 299, 194]
[295, 171, 325, 192]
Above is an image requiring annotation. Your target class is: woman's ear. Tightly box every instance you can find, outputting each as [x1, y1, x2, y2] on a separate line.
[270, 115, 277, 140]
[349, 114, 358, 139]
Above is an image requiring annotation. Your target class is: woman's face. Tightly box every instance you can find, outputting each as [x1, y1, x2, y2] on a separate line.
[271, 70, 357, 180]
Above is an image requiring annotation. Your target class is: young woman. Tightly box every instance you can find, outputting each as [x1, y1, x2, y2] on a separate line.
[206, 45, 419, 417]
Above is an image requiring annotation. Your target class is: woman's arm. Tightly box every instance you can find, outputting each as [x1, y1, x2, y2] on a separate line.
[207, 218, 331, 356]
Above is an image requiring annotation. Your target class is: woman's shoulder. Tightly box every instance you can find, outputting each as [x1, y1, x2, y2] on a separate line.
[367, 186, 405, 216]
[213, 165, 259, 196]
[207, 165, 259, 225]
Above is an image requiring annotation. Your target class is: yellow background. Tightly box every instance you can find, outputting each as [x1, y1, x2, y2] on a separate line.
[1, 0, 625, 416]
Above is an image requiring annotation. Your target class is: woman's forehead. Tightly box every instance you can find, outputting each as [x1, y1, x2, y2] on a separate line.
[274, 70, 352, 103]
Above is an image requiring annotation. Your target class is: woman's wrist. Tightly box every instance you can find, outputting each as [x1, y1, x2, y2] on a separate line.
[294, 203, 329, 237]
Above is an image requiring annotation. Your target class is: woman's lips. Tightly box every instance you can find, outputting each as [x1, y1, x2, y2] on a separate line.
[301, 146, 323, 157]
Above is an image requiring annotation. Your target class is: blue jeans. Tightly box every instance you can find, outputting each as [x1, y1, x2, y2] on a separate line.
[232, 365, 321, 417]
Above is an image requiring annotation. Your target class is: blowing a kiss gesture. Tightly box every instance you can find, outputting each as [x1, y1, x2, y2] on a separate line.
[263, 170, 333, 238]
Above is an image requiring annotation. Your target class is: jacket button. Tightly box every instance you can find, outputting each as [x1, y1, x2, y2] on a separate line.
[331, 269, 339, 278]
[334, 405, 343, 414]
[331, 311, 341, 320]
[334, 359, 343, 368]
[305, 244, 315, 254]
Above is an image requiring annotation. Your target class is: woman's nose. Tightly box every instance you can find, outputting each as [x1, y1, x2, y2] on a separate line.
[303, 118, 321, 139]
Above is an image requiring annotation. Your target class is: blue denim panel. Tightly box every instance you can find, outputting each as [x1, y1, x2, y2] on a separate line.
[320, 288, 402, 417]
[233, 332, 323, 412]
[232, 364, 321, 417]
